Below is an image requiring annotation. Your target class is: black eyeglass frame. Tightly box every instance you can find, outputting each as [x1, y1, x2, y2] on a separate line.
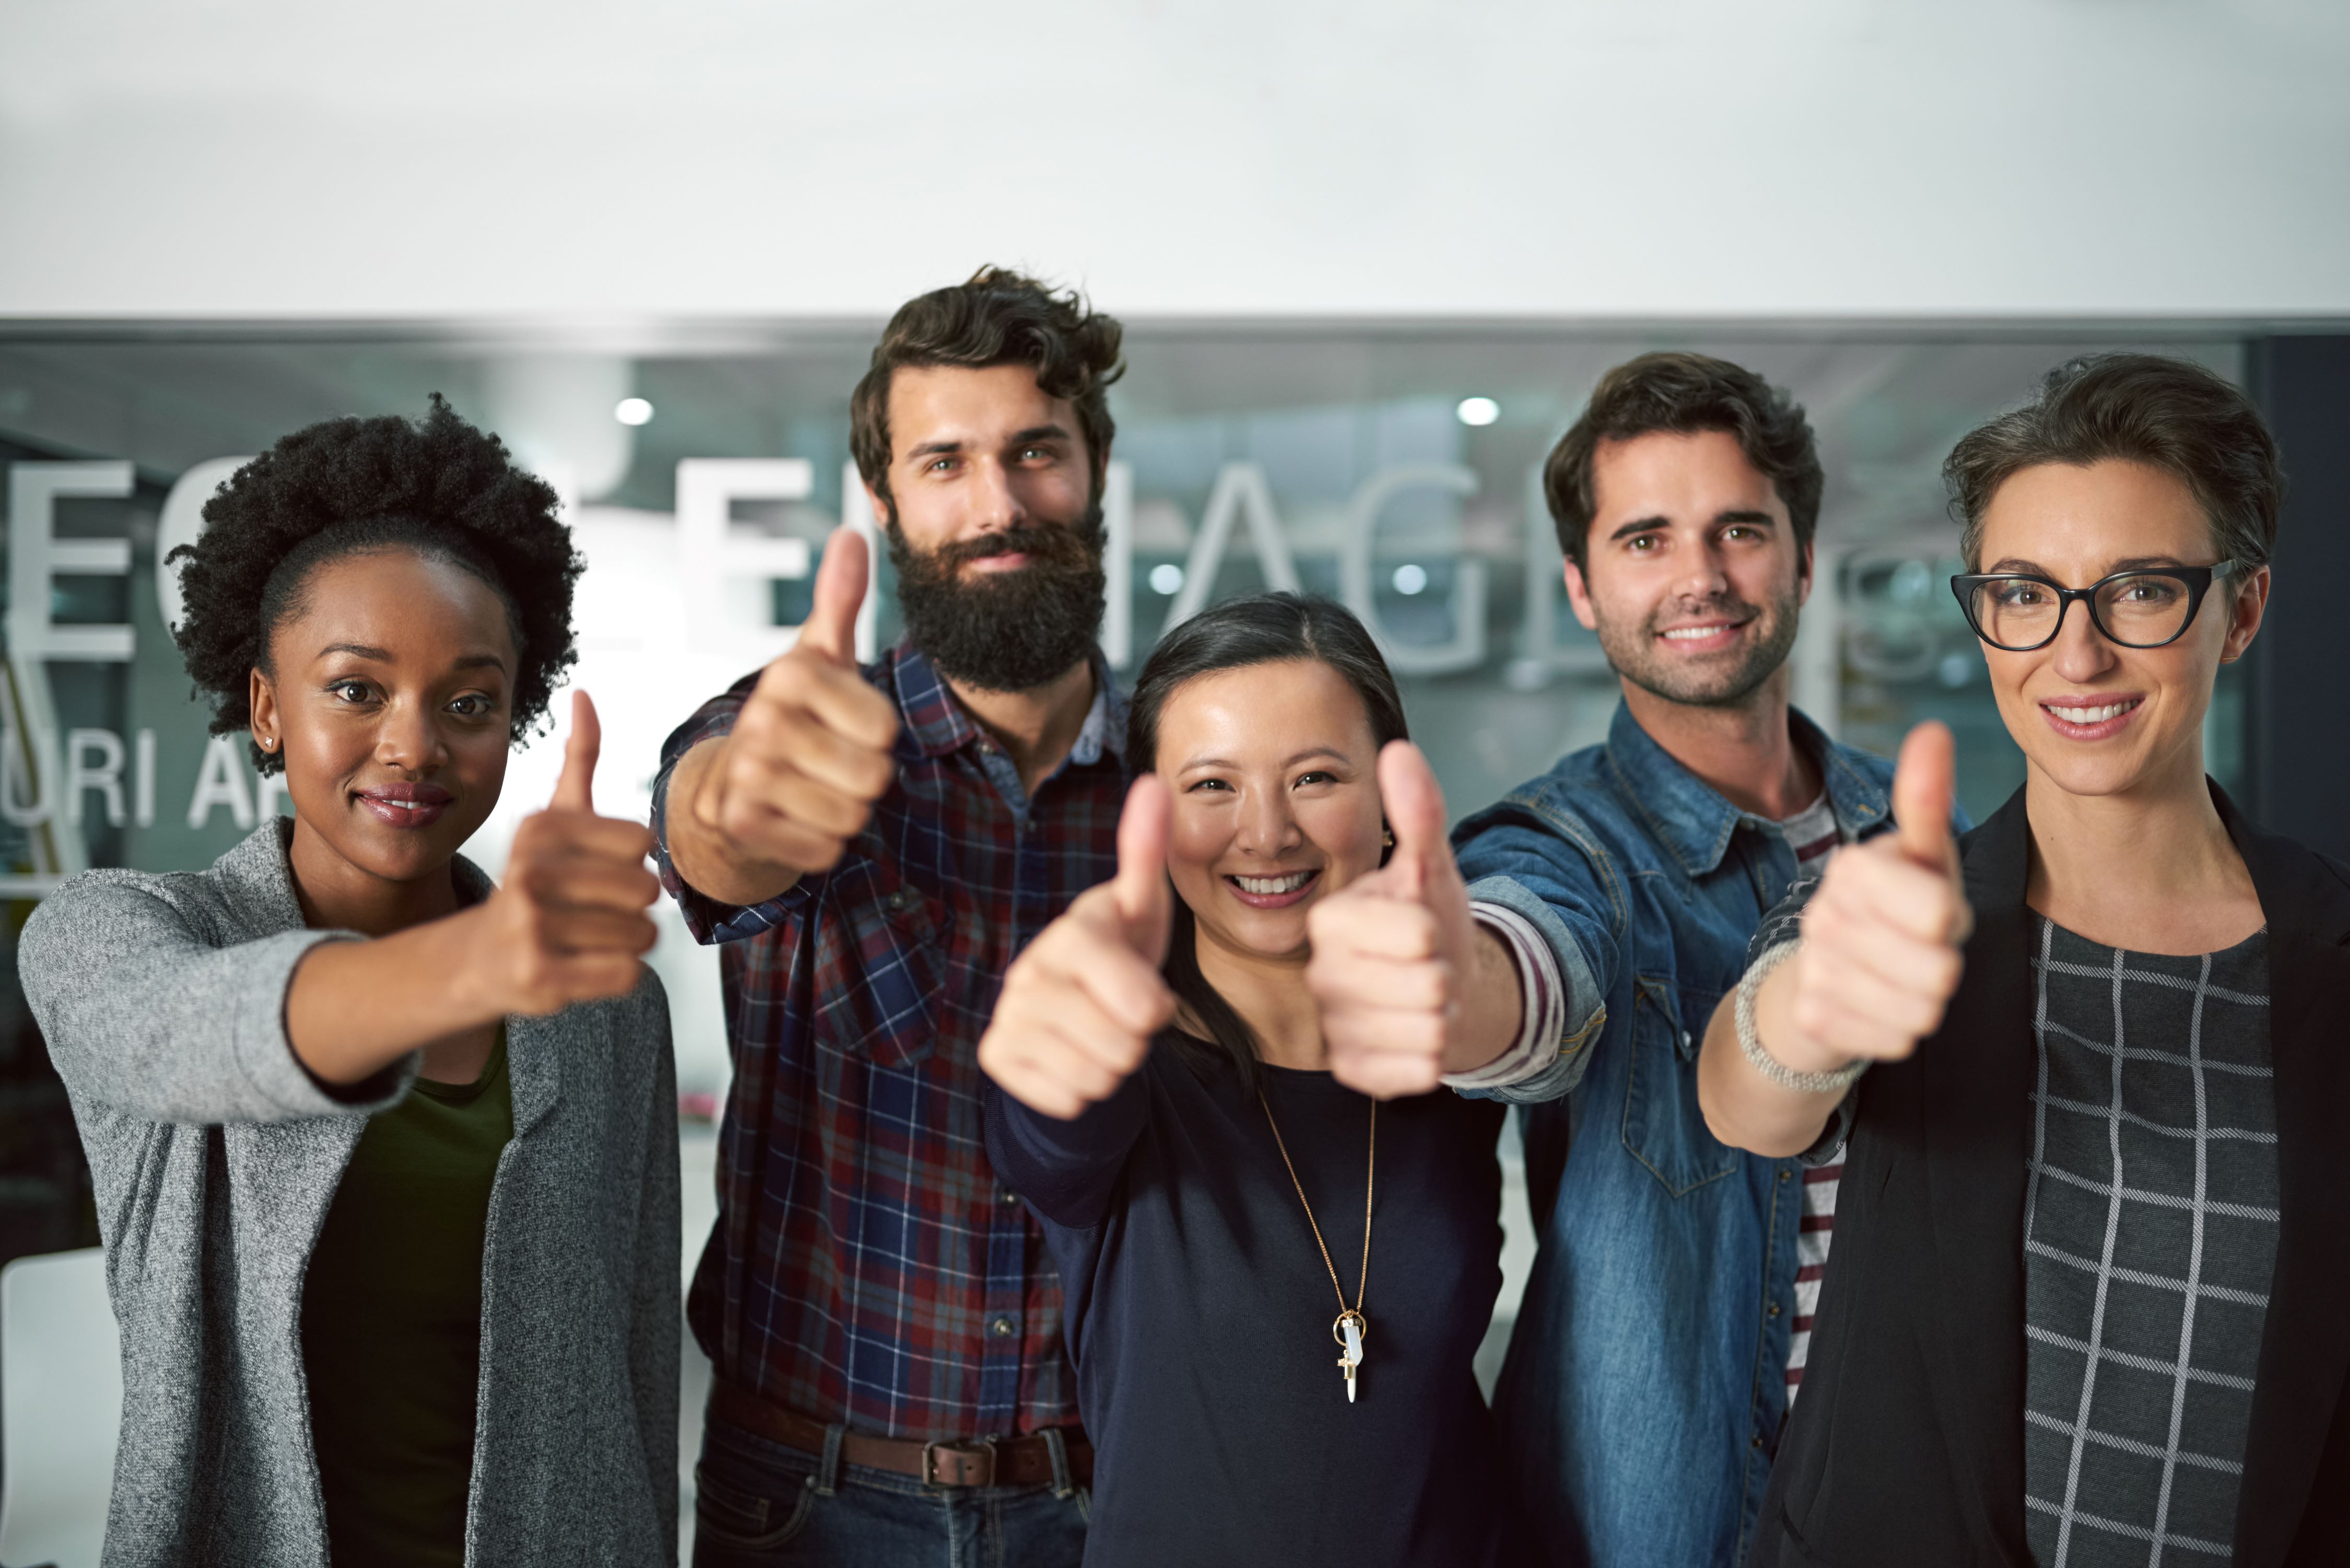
[1948, 563, 2235, 652]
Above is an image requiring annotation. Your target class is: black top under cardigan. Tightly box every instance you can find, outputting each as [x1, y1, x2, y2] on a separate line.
[1752, 784, 2350, 1568]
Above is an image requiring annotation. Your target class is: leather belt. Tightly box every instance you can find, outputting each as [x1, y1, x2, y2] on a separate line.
[709, 1381, 1093, 1490]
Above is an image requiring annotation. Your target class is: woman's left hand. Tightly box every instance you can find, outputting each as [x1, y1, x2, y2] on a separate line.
[469, 692, 662, 1017]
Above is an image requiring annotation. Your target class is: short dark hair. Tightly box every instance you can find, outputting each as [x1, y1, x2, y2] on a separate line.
[849, 266, 1125, 510]
[1544, 351, 1823, 571]
[1942, 353, 2283, 572]
[171, 395, 582, 774]
[1127, 593, 1407, 1089]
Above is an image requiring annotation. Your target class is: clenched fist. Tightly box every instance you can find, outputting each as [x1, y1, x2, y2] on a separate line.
[1305, 741, 1510, 1099]
[473, 691, 662, 1015]
[1768, 722, 1972, 1074]
[676, 527, 901, 899]
[979, 777, 1178, 1119]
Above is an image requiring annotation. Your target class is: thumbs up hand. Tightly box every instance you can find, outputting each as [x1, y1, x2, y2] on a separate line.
[1770, 722, 1972, 1073]
[477, 691, 662, 1015]
[1305, 741, 1484, 1100]
[979, 776, 1178, 1119]
[686, 526, 902, 880]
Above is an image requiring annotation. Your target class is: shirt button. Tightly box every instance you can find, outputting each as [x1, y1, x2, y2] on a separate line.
[1767, 1302, 1781, 1318]
[1752, 1435, 1765, 1449]
[990, 1317, 1016, 1338]
[887, 889, 912, 910]
[1778, 1169, 1791, 1184]
[999, 1189, 1021, 1206]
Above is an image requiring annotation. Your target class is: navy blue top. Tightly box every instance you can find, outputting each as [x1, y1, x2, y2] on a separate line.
[985, 1036, 1512, 1568]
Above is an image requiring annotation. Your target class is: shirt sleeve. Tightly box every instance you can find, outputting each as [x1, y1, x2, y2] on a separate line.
[1441, 900, 1567, 1092]
[1446, 806, 1626, 1105]
[649, 669, 821, 945]
[21, 874, 408, 1125]
[983, 1067, 1153, 1232]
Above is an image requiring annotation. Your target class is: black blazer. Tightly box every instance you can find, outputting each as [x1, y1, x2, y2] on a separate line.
[1752, 784, 2350, 1568]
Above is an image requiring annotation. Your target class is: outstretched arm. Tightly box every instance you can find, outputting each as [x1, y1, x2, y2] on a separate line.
[1698, 724, 1971, 1157]
[284, 692, 660, 1087]
[662, 528, 900, 910]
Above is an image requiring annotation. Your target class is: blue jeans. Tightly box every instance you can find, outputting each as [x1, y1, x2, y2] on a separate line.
[691, 1411, 1090, 1568]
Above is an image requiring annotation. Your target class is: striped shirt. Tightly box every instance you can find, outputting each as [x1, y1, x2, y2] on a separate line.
[1778, 792, 1846, 1406]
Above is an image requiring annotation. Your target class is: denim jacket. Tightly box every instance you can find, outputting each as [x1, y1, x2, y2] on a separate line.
[1453, 701, 1920, 1568]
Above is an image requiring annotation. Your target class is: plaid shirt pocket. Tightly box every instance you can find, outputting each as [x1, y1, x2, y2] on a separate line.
[812, 858, 945, 1069]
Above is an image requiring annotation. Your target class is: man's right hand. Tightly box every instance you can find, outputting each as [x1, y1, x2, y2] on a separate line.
[677, 526, 901, 896]
[1771, 722, 1972, 1073]
[978, 777, 1177, 1120]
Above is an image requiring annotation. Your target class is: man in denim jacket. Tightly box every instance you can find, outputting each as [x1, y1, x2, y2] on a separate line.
[1311, 352, 1943, 1567]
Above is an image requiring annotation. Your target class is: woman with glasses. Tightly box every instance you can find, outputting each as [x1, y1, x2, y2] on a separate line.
[1695, 353, 2350, 1566]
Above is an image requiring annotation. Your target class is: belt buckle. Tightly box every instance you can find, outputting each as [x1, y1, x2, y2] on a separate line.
[921, 1435, 997, 1488]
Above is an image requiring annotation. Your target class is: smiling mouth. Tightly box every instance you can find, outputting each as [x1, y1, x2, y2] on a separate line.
[1658, 621, 1746, 643]
[356, 788, 453, 829]
[2043, 697, 2143, 725]
[1224, 868, 1322, 908]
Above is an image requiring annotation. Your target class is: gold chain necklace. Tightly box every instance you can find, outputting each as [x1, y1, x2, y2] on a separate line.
[1258, 1088, 1375, 1404]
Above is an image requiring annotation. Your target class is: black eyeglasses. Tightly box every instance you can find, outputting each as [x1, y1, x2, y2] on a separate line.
[1949, 563, 2234, 652]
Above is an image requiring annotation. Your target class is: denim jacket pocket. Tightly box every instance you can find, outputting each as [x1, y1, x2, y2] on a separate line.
[1621, 975, 1740, 1196]
[811, 858, 944, 1070]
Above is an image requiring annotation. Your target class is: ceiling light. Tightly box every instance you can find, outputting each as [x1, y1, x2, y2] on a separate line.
[1455, 396, 1500, 427]
[1392, 563, 1429, 596]
[614, 397, 654, 427]
[1149, 563, 1185, 595]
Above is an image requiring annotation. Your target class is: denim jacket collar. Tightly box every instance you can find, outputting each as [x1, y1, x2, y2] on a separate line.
[1601, 700, 1891, 880]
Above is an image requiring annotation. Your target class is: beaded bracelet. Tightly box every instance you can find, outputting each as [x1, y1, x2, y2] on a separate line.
[1733, 941, 1869, 1096]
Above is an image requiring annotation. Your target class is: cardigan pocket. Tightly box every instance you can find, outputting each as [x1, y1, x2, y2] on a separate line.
[810, 859, 944, 1070]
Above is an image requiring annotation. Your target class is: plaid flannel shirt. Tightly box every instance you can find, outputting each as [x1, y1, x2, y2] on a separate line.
[653, 643, 1129, 1441]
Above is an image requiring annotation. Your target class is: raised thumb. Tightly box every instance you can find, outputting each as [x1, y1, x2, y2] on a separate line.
[551, 690, 600, 813]
[797, 526, 870, 666]
[1111, 774, 1173, 962]
[1891, 720, 1957, 872]
[1376, 739, 1451, 901]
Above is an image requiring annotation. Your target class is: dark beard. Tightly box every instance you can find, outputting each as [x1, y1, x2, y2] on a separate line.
[886, 506, 1107, 693]
[1592, 583, 1803, 709]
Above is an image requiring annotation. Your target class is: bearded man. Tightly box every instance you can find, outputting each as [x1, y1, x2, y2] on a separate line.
[1308, 352, 1961, 1568]
[654, 268, 1126, 1565]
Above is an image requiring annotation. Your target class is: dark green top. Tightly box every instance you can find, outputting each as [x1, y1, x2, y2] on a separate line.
[302, 1029, 514, 1568]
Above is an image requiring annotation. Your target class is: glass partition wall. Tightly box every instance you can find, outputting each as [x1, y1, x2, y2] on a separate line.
[0, 323, 2247, 1267]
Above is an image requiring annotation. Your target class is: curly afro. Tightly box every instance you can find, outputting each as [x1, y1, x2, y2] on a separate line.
[171, 394, 583, 774]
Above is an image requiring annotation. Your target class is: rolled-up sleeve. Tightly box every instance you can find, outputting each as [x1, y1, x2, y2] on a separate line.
[1447, 804, 1628, 1105]
[21, 874, 404, 1125]
[648, 670, 821, 945]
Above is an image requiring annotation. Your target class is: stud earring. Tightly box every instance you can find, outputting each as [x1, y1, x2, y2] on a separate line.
[1382, 827, 1395, 848]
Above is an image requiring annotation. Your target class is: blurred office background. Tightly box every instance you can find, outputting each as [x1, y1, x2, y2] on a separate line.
[3, 2, 2347, 1561]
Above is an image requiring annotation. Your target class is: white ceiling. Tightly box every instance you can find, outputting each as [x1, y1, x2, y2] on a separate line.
[3, 1, 2346, 322]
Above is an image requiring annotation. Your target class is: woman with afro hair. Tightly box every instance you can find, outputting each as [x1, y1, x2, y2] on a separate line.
[20, 396, 681, 1568]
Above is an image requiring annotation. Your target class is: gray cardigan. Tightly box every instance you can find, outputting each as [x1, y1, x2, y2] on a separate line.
[21, 821, 680, 1568]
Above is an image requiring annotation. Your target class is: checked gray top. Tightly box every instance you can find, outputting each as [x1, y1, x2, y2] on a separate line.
[2023, 917, 2276, 1567]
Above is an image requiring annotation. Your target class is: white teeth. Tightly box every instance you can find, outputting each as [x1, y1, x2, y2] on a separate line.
[1662, 626, 1730, 641]
[2046, 699, 2141, 724]
[1235, 871, 1313, 895]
